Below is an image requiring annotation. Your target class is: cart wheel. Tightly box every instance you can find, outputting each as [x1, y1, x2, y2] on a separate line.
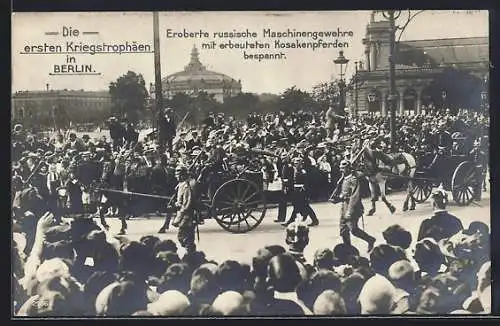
[410, 180, 433, 203]
[212, 178, 266, 233]
[451, 161, 480, 206]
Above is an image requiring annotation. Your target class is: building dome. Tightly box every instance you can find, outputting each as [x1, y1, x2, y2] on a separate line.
[161, 45, 242, 102]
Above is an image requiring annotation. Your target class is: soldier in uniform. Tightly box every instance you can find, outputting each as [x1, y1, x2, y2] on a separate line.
[171, 165, 197, 254]
[282, 156, 319, 227]
[331, 160, 376, 252]
[274, 154, 294, 223]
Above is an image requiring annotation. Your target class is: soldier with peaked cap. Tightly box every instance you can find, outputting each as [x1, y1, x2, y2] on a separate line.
[331, 159, 376, 252]
[170, 165, 197, 253]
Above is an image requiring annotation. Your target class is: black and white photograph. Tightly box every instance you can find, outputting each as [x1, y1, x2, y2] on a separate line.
[11, 10, 491, 317]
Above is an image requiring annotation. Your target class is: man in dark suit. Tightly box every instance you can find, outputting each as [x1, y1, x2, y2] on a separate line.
[159, 107, 176, 154]
[417, 188, 464, 242]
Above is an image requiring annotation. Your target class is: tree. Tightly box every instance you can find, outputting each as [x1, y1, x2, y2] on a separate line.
[311, 80, 341, 111]
[221, 92, 259, 118]
[279, 86, 317, 113]
[109, 71, 148, 123]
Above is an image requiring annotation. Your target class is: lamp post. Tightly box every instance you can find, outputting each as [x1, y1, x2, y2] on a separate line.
[382, 10, 398, 153]
[333, 50, 349, 116]
[354, 61, 360, 116]
[379, 9, 424, 153]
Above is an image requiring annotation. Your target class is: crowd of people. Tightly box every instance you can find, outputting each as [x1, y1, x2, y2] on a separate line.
[11, 107, 490, 316]
[12, 189, 491, 316]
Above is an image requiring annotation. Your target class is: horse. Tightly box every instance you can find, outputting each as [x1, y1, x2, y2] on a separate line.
[358, 143, 417, 216]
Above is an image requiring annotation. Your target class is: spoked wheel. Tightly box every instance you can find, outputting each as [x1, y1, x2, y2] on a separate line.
[452, 161, 480, 206]
[212, 178, 266, 233]
[410, 179, 433, 203]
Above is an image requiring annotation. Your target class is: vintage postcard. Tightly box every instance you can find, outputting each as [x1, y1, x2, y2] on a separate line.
[11, 10, 491, 317]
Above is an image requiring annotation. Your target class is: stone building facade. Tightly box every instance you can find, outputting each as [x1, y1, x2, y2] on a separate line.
[347, 14, 489, 115]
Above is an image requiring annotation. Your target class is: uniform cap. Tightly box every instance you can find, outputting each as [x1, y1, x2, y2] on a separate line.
[431, 188, 448, 201]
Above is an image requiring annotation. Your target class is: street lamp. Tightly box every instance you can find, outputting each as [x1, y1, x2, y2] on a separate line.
[334, 50, 349, 116]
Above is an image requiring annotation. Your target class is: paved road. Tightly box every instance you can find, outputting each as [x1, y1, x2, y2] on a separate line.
[96, 190, 490, 266]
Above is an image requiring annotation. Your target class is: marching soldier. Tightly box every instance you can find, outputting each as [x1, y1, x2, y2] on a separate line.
[274, 154, 294, 223]
[330, 160, 376, 252]
[171, 165, 197, 254]
[282, 156, 319, 227]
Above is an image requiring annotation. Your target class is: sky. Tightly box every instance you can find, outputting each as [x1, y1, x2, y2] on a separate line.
[12, 10, 489, 95]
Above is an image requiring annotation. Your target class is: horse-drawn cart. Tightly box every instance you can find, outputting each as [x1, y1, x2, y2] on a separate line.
[92, 148, 272, 234]
[410, 154, 484, 206]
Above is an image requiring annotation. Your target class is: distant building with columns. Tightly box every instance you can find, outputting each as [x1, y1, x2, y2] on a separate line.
[347, 13, 489, 115]
[159, 45, 242, 103]
[12, 89, 112, 127]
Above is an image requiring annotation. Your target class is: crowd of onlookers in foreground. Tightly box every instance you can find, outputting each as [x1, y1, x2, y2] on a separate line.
[12, 187, 491, 316]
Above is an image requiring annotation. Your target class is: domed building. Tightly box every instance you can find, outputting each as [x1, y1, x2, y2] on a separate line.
[161, 45, 242, 103]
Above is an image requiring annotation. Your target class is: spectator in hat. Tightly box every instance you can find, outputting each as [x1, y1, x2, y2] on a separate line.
[383, 225, 412, 250]
[340, 271, 366, 314]
[369, 244, 407, 278]
[187, 129, 203, 151]
[413, 238, 446, 279]
[208, 291, 250, 316]
[296, 269, 341, 312]
[388, 260, 416, 314]
[95, 280, 148, 316]
[123, 123, 139, 150]
[107, 116, 125, 151]
[156, 263, 191, 295]
[313, 289, 347, 315]
[266, 253, 311, 315]
[417, 188, 463, 242]
[358, 273, 397, 314]
[313, 248, 335, 271]
[83, 271, 119, 315]
[147, 290, 191, 316]
[187, 264, 219, 314]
